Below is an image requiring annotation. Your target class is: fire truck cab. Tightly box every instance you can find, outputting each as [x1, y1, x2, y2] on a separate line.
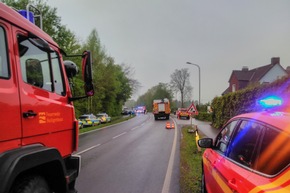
[0, 2, 94, 193]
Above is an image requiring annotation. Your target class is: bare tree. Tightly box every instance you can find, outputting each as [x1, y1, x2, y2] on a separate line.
[121, 63, 141, 95]
[170, 68, 192, 107]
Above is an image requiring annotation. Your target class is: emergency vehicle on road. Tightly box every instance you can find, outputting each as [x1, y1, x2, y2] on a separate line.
[0, 2, 94, 193]
[153, 98, 171, 120]
[176, 108, 190, 120]
[198, 96, 290, 193]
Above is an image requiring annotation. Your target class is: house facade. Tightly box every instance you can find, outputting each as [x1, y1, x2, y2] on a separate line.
[223, 57, 288, 95]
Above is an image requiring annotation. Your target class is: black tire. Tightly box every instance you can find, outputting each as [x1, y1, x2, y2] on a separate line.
[201, 172, 207, 193]
[10, 175, 51, 193]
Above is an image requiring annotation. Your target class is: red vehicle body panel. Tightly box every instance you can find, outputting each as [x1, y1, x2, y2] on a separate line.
[202, 111, 290, 193]
[0, 3, 77, 157]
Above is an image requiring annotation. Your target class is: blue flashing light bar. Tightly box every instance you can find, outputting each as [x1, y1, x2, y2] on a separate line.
[259, 96, 282, 109]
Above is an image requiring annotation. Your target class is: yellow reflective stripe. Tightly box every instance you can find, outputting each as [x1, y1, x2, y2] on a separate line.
[249, 170, 290, 193]
[212, 169, 233, 193]
[203, 158, 233, 193]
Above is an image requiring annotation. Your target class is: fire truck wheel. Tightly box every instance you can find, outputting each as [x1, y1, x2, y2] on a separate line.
[10, 175, 51, 193]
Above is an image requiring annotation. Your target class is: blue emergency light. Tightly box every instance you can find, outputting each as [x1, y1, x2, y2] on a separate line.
[18, 10, 35, 24]
[258, 96, 282, 109]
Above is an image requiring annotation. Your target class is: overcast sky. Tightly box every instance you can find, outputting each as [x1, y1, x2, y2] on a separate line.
[47, 0, 290, 103]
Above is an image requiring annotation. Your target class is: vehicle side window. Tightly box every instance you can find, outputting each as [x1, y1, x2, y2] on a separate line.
[227, 120, 262, 168]
[51, 52, 65, 95]
[214, 120, 238, 153]
[255, 127, 290, 175]
[18, 35, 52, 92]
[0, 26, 9, 79]
[18, 35, 65, 95]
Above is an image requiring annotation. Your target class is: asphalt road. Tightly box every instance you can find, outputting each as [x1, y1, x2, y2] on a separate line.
[75, 113, 180, 193]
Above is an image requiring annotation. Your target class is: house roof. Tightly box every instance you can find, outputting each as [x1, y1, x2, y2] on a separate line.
[229, 63, 274, 83]
[222, 57, 287, 95]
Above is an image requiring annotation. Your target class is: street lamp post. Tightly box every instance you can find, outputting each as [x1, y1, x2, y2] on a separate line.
[186, 62, 201, 105]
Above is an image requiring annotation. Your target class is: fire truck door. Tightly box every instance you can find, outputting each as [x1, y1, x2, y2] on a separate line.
[13, 27, 74, 155]
[0, 21, 22, 151]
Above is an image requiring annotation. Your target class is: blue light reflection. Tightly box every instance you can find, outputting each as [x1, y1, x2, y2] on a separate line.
[259, 96, 282, 109]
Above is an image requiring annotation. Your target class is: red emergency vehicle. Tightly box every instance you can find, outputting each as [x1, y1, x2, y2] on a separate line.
[198, 96, 290, 193]
[176, 108, 190, 119]
[0, 3, 94, 193]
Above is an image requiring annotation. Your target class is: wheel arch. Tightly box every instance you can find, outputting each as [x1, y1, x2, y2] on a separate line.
[0, 144, 67, 193]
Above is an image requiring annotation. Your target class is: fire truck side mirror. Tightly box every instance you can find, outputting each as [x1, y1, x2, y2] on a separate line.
[82, 51, 94, 96]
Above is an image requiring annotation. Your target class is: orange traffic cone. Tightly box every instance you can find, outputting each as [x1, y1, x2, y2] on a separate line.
[166, 122, 171, 129]
[171, 123, 175, 129]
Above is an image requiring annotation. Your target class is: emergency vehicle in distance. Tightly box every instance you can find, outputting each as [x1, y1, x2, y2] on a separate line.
[153, 98, 171, 120]
[135, 105, 146, 114]
[198, 96, 290, 193]
[176, 108, 190, 120]
[0, 3, 94, 193]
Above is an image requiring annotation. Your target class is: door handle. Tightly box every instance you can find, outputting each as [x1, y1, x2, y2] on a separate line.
[23, 110, 37, 118]
[228, 178, 238, 191]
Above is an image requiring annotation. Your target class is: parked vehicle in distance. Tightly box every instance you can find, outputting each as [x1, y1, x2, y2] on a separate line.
[78, 120, 84, 129]
[135, 106, 146, 114]
[198, 96, 290, 193]
[153, 98, 171, 120]
[176, 108, 190, 119]
[122, 109, 135, 116]
[97, 113, 111, 123]
[78, 114, 100, 127]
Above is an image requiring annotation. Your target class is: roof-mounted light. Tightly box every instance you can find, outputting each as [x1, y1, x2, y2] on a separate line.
[18, 4, 43, 29]
[18, 10, 35, 24]
[258, 96, 282, 109]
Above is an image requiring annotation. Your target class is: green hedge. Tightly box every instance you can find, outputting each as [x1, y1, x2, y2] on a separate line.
[194, 112, 212, 122]
[211, 75, 290, 128]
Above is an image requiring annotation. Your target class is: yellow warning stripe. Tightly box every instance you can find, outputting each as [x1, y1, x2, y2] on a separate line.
[249, 170, 290, 193]
[203, 158, 233, 193]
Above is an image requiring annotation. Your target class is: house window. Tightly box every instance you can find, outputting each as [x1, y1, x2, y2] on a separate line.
[232, 84, 236, 92]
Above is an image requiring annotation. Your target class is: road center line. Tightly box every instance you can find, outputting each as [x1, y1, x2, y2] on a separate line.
[113, 132, 127, 139]
[162, 119, 177, 193]
[76, 144, 101, 155]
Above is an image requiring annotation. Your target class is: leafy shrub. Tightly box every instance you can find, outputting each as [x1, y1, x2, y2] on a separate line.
[211, 75, 290, 128]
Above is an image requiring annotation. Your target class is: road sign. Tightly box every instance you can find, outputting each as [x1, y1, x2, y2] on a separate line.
[187, 102, 198, 115]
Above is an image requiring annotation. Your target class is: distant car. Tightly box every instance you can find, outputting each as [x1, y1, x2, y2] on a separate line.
[198, 96, 290, 193]
[121, 110, 130, 115]
[176, 108, 190, 119]
[96, 113, 111, 123]
[78, 114, 100, 127]
[135, 106, 146, 114]
[122, 110, 135, 116]
[78, 120, 84, 129]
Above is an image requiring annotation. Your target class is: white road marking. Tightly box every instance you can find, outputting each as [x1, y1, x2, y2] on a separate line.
[76, 144, 101, 155]
[162, 119, 177, 193]
[113, 132, 127, 139]
[131, 126, 139, 131]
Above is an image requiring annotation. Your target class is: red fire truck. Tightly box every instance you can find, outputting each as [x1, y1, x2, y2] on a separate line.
[0, 3, 94, 193]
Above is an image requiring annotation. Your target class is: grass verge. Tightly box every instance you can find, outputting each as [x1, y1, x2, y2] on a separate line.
[79, 115, 135, 134]
[180, 126, 205, 193]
